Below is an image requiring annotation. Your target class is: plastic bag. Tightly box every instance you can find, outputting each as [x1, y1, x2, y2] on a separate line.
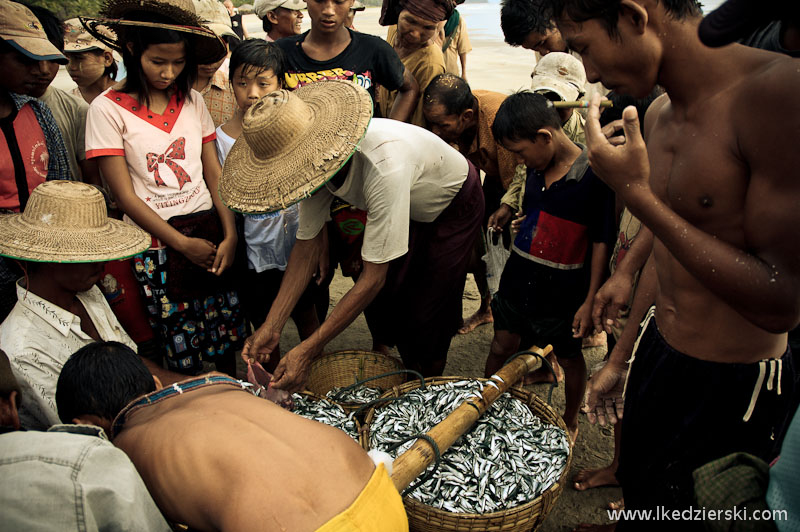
[482, 227, 510, 296]
[246, 359, 294, 409]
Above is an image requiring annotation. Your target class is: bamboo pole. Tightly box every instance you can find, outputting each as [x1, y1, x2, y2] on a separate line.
[552, 100, 613, 109]
[390, 345, 554, 492]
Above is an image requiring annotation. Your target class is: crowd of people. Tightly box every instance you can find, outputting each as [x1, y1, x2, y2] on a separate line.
[0, 0, 798, 530]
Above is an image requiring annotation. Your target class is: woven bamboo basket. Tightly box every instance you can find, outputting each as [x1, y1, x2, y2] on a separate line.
[305, 350, 406, 411]
[361, 377, 573, 532]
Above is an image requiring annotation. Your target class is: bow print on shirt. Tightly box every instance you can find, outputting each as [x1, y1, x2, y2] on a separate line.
[146, 137, 191, 190]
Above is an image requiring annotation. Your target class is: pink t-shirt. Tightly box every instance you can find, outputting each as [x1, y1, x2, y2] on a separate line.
[86, 88, 216, 221]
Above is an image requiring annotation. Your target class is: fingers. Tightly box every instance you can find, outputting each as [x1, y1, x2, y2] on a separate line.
[615, 400, 624, 421]
[600, 119, 624, 141]
[584, 94, 607, 150]
[211, 250, 223, 274]
[621, 105, 643, 147]
[604, 396, 618, 425]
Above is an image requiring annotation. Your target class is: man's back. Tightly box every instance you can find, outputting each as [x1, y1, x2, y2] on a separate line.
[114, 383, 375, 531]
[644, 44, 800, 363]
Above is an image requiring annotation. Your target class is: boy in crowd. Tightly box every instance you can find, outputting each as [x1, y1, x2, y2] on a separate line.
[501, 0, 568, 55]
[0, 0, 72, 321]
[23, 4, 102, 187]
[0, 349, 171, 530]
[0, 181, 178, 430]
[484, 92, 615, 443]
[276, 0, 418, 120]
[255, 0, 306, 42]
[422, 73, 517, 334]
[559, 0, 800, 527]
[57, 341, 408, 531]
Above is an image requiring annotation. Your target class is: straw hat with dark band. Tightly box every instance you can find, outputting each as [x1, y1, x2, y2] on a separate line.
[0, 182, 150, 263]
[220, 80, 373, 214]
[80, 0, 227, 65]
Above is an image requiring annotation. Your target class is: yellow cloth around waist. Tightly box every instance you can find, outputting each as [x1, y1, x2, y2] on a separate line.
[315, 463, 408, 532]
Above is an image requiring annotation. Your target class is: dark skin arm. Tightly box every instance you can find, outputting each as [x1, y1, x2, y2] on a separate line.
[243, 231, 389, 392]
[78, 158, 103, 188]
[583, 250, 657, 425]
[584, 93, 800, 332]
[387, 67, 419, 123]
[572, 242, 609, 338]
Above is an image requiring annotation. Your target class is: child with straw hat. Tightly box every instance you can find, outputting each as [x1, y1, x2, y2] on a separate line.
[83, 0, 247, 377]
[221, 80, 484, 392]
[0, 181, 159, 430]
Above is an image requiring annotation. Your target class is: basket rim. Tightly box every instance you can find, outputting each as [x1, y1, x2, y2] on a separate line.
[361, 376, 574, 523]
[306, 349, 406, 403]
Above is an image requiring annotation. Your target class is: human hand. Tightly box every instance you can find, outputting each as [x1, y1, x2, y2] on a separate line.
[241, 325, 281, 365]
[488, 204, 514, 232]
[510, 211, 525, 237]
[572, 300, 593, 338]
[271, 343, 315, 393]
[180, 236, 217, 269]
[592, 272, 634, 334]
[582, 359, 627, 425]
[585, 94, 651, 196]
[211, 236, 237, 275]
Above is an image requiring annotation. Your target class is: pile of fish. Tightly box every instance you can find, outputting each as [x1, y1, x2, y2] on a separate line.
[291, 393, 360, 441]
[325, 385, 383, 404]
[368, 380, 570, 514]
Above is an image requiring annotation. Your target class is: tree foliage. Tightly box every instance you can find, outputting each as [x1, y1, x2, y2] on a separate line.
[23, 0, 104, 21]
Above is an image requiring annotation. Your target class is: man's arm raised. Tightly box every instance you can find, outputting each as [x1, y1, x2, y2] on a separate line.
[270, 260, 389, 392]
[584, 95, 800, 333]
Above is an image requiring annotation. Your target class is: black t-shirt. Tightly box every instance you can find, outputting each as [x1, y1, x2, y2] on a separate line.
[275, 29, 405, 106]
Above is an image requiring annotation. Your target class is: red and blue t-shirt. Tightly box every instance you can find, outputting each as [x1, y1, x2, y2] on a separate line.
[498, 148, 615, 318]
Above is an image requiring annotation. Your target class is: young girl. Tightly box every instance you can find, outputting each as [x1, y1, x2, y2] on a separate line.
[63, 18, 118, 104]
[84, 0, 247, 376]
[216, 39, 318, 373]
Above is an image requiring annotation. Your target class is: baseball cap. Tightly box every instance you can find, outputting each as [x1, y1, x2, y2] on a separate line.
[63, 18, 114, 53]
[530, 51, 586, 102]
[0, 0, 67, 64]
[254, 0, 307, 19]
[698, 0, 787, 47]
[193, 0, 239, 40]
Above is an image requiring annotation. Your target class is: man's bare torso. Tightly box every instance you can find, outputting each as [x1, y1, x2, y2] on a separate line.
[114, 385, 374, 531]
[645, 46, 799, 363]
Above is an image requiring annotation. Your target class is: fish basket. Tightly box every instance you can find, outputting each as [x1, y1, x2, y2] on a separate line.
[306, 350, 406, 411]
[361, 377, 573, 532]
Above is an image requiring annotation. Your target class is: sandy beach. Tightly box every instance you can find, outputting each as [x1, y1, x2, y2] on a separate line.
[53, 8, 619, 529]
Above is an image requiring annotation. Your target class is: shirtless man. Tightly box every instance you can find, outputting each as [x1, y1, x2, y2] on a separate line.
[548, 0, 800, 527]
[56, 341, 407, 532]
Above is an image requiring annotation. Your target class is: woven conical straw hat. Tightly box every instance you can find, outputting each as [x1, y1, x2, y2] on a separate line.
[219, 80, 373, 214]
[0, 181, 150, 263]
[80, 0, 227, 65]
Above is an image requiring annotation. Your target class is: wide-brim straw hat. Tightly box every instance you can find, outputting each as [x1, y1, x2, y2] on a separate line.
[0, 181, 150, 263]
[220, 80, 373, 214]
[80, 0, 227, 65]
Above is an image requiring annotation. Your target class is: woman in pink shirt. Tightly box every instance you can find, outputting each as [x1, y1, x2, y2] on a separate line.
[84, 0, 247, 376]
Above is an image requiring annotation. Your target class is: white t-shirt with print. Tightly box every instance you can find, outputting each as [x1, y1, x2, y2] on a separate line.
[296, 118, 469, 264]
[85, 88, 215, 222]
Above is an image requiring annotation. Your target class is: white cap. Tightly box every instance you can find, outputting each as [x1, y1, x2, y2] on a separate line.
[530, 52, 587, 102]
[254, 0, 307, 19]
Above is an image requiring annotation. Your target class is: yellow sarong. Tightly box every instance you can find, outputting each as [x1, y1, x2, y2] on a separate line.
[315, 464, 408, 532]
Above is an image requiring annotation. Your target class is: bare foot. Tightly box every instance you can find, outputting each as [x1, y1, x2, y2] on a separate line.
[608, 498, 624, 511]
[573, 465, 620, 491]
[572, 524, 616, 531]
[523, 353, 563, 384]
[458, 308, 493, 334]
